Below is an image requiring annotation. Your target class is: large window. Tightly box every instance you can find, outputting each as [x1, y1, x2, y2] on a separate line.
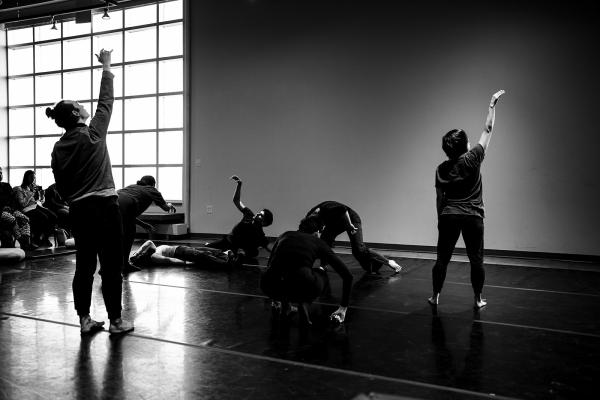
[4, 0, 184, 202]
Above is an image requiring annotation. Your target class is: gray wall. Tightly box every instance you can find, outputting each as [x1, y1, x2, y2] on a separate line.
[188, 0, 600, 256]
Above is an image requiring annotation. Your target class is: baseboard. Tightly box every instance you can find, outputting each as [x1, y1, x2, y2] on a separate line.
[188, 232, 600, 263]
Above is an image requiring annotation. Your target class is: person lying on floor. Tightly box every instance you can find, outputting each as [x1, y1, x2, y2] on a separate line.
[128, 240, 235, 269]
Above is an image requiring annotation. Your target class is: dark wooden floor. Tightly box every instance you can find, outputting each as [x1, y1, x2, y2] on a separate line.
[1, 240, 598, 399]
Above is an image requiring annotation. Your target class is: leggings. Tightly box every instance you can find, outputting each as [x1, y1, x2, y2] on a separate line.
[321, 221, 389, 273]
[173, 245, 230, 266]
[432, 214, 484, 295]
[25, 206, 56, 240]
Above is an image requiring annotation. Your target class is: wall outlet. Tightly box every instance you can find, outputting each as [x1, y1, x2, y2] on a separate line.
[206, 205, 213, 214]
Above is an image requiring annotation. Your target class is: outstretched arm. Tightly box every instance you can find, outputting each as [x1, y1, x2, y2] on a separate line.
[89, 49, 114, 140]
[479, 90, 505, 151]
[230, 175, 246, 212]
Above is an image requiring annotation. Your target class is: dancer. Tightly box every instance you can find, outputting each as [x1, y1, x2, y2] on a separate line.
[13, 170, 57, 247]
[129, 240, 234, 268]
[428, 90, 505, 309]
[118, 175, 176, 273]
[206, 175, 273, 261]
[304, 201, 402, 273]
[261, 216, 353, 324]
[49, 49, 133, 334]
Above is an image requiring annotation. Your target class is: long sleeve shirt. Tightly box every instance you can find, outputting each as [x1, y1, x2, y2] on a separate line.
[267, 230, 353, 307]
[51, 70, 116, 203]
[117, 184, 170, 215]
[12, 186, 38, 213]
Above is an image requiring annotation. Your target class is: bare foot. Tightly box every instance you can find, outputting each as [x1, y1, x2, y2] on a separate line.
[388, 259, 403, 273]
[474, 297, 487, 309]
[428, 294, 439, 305]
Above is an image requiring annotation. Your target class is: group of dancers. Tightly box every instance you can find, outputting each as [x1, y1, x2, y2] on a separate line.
[44, 48, 504, 334]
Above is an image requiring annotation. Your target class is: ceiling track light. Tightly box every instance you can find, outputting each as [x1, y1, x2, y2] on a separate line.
[102, 1, 111, 20]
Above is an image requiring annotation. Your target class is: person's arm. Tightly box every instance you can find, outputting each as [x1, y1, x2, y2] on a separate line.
[88, 49, 114, 140]
[13, 187, 32, 209]
[436, 187, 444, 217]
[149, 187, 176, 213]
[149, 253, 186, 265]
[478, 90, 505, 151]
[343, 210, 357, 234]
[230, 175, 246, 212]
[135, 218, 156, 233]
[323, 246, 353, 321]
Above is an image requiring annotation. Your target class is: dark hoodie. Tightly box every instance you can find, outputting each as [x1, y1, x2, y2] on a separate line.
[51, 71, 115, 203]
[435, 143, 485, 218]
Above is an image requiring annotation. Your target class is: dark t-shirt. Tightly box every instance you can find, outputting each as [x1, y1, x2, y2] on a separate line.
[118, 184, 169, 215]
[230, 207, 268, 250]
[306, 201, 361, 234]
[435, 144, 485, 218]
[267, 230, 353, 306]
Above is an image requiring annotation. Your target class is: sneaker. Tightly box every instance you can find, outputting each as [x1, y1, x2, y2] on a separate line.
[109, 318, 134, 334]
[80, 315, 105, 334]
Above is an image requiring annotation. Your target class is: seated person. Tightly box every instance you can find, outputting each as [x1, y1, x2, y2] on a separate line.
[129, 240, 234, 268]
[12, 170, 56, 247]
[43, 183, 71, 238]
[305, 201, 402, 274]
[260, 216, 353, 324]
[206, 175, 273, 262]
[0, 166, 34, 249]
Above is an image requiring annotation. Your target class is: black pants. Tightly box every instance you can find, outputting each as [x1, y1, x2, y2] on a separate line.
[70, 196, 124, 320]
[174, 245, 230, 266]
[25, 206, 56, 240]
[432, 214, 484, 295]
[261, 267, 327, 303]
[207, 235, 259, 258]
[321, 221, 389, 273]
[118, 194, 139, 267]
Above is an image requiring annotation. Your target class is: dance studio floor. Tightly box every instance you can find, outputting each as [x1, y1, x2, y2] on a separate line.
[1, 239, 598, 399]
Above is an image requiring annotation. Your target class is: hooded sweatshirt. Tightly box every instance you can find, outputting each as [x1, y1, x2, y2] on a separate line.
[435, 143, 485, 218]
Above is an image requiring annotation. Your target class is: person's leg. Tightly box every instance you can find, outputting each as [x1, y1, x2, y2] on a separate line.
[285, 267, 326, 325]
[462, 216, 486, 308]
[118, 196, 139, 273]
[70, 199, 104, 333]
[24, 208, 43, 244]
[96, 197, 132, 333]
[348, 222, 398, 273]
[174, 245, 231, 266]
[429, 214, 461, 305]
[205, 235, 233, 251]
[36, 206, 57, 246]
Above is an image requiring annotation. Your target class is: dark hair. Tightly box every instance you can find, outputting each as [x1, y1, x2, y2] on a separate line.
[298, 215, 323, 234]
[21, 170, 35, 187]
[46, 101, 79, 129]
[442, 129, 469, 160]
[137, 175, 156, 187]
[261, 208, 273, 226]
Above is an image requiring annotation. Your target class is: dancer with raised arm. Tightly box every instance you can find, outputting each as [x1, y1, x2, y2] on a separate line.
[206, 175, 273, 262]
[49, 49, 134, 334]
[429, 90, 505, 309]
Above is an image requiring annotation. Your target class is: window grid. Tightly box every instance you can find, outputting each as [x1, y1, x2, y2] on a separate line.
[5, 0, 183, 201]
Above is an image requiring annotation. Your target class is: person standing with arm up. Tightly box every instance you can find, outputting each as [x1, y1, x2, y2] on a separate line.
[429, 90, 505, 309]
[49, 49, 133, 334]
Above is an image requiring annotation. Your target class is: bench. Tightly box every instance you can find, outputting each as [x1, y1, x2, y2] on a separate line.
[136, 212, 188, 239]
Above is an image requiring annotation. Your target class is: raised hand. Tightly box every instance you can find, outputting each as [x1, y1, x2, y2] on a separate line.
[490, 90, 505, 108]
[95, 48, 113, 66]
[230, 175, 241, 183]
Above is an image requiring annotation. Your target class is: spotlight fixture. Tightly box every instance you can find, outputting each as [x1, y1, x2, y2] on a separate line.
[51, 16, 57, 30]
[102, 0, 111, 20]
